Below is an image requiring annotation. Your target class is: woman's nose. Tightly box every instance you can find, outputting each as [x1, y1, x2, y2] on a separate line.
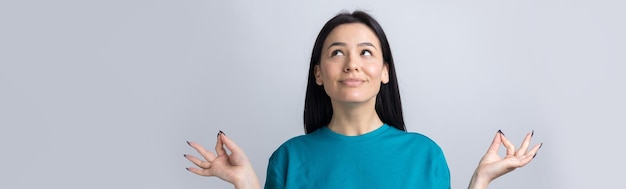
[344, 55, 360, 72]
[344, 65, 359, 72]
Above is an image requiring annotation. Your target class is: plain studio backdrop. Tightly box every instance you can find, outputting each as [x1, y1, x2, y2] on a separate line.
[1, 0, 624, 188]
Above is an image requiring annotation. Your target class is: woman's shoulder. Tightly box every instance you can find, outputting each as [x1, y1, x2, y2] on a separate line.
[267, 132, 322, 164]
[385, 126, 443, 149]
[279, 134, 313, 147]
[269, 131, 320, 154]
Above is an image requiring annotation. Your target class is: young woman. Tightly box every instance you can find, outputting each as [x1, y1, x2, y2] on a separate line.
[184, 11, 542, 189]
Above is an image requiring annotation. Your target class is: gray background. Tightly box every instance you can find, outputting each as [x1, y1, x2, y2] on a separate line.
[1, 0, 624, 188]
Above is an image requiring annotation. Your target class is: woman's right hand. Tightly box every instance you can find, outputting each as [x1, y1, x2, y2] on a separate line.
[185, 131, 261, 189]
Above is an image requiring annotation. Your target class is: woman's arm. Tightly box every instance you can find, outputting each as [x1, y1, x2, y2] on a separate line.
[184, 131, 261, 189]
[468, 130, 542, 189]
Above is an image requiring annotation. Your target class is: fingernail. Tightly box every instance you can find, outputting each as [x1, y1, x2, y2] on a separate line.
[540, 142, 543, 149]
[183, 154, 187, 158]
[497, 130, 505, 136]
[185, 167, 190, 171]
[531, 130, 534, 137]
[533, 153, 538, 158]
[219, 130, 225, 136]
[186, 141, 191, 146]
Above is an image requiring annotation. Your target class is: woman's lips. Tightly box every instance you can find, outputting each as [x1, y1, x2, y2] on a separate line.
[340, 78, 365, 86]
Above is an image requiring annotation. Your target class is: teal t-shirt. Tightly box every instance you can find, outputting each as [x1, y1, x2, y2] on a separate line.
[265, 124, 451, 189]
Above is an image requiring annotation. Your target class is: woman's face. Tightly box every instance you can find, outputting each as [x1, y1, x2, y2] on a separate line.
[315, 23, 389, 105]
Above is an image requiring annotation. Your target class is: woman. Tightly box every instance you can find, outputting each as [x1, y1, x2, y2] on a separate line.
[184, 11, 542, 189]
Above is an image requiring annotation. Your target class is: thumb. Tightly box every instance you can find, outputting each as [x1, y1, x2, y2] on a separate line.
[486, 130, 503, 154]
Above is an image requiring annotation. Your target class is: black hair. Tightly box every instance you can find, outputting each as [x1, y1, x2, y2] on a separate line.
[303, 10, 405, 134]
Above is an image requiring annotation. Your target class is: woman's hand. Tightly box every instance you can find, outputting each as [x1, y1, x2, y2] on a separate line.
[468, 130, 542, 189]
[184, 131, 261, 189]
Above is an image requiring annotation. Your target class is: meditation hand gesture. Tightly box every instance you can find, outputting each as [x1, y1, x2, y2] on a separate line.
[185, 132, 261, 189]
[469, 130, 543, 189]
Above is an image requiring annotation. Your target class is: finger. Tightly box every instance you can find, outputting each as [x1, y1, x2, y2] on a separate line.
[187, 141, 217, 161]
[184, 154, 211, 169]
[517, 143, 542, 167]
[219, 133, 246, 156]
[186, 167, 213, 177]
[515, 131, 533, 157]
[486, 130, 503, 154]
[215, 131, 227, 156]
[500, 133, 516, 157]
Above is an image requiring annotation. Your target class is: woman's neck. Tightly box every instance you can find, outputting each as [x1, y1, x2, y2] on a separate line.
[327, 100, 384, 136]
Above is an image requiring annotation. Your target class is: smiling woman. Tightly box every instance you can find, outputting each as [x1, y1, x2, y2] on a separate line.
[183, 10, 542, 189]
[314, 23, 391, 135]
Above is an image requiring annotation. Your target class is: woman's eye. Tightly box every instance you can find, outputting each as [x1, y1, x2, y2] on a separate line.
[331, 50, 344, 57]
[361, 50, 372, 56]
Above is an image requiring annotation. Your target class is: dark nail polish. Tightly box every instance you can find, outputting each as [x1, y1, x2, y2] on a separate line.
[185, 167, 190, 171]
[219, 130, 225, 136]
[498, 130, 505, 136]
[186, 141, 191, 146]
[531, 130, 534, 137]
[540, 142, 543, 149]
[183, 154, 187, 158]
[533, 153, 538, 158]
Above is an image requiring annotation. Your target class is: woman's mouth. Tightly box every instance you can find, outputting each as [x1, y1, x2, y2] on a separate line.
[340, 78, 365, 86]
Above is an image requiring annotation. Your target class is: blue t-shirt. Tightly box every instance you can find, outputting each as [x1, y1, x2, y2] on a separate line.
[265, 124, 451, 189]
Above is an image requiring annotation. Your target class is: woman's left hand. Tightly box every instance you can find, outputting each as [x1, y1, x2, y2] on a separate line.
[468, 130, 542, 189]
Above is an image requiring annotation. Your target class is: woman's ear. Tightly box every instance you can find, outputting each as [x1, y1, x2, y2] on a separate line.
[314, 65, 323, 86]
[381, 63, 389, 84]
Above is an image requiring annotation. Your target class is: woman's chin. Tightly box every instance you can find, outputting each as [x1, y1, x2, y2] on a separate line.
[331, 95, 377, 105]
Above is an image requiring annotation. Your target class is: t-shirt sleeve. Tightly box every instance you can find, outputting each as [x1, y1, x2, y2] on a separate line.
[264, 147, 287, 189]
[431, 145, 451, 189]
[264, 161, 285, 189]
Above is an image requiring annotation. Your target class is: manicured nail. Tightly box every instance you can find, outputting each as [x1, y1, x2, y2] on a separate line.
[219, 130, 225, 136]
[533, 153, 538, 158]
[186, 141, 191, 146]
[183, 154, 187, 158]
[497, 130, 505, 136]
[185, 167, 190, 171]
[539, 142, 543, 149]
[531, 130, 534, 137]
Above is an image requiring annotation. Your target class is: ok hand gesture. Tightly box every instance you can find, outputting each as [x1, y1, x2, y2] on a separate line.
[184, 131, 261, 189]
[469, 130, 543, 189]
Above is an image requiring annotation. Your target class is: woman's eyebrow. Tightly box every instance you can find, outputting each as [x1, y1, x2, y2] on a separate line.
[357, 42, 377, 49]
[327, 42, 347, 49]
[327, 42, 377, 49]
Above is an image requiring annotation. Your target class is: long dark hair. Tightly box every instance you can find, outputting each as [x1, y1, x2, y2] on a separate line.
[304, 10, 405, 134]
